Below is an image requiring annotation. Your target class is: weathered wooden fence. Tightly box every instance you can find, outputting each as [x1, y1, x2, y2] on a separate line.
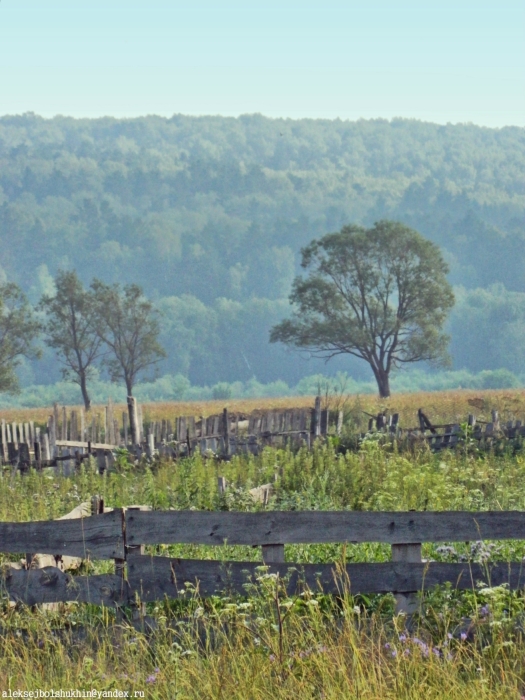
[3, 507, 525, 615]
[0, 397, 339, 472]
[368, 408, 525, 452]
[2, 399, 525, 473]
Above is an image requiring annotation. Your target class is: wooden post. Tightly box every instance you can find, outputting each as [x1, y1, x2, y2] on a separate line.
[262, 544, 285, 564]
[336, 411, 344, 436]
[311, 396, 322, 439]
[137, 404, 144, 444]
[127, 396, 139, 446]
[79, 408, 85, 442]
[42, 433, 51, 462]
[123, 412, 128, 446]
[147, 433, 155, 459]
[218, 476, 227, 494]
[392, 543, 422, 616]
[62, 406, 67, 440]
[1, 420, 7, 462]
[96, 449, 107, 474]
[34, 442, 42, 470]
[223, 408, 231, 458]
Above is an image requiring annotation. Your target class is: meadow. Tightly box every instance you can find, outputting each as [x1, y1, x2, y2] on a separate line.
[3, 390, 525, 698]
[5, 386, 525, 429]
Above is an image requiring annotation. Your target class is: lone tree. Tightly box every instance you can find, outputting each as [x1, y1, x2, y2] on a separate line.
[90, 280, 166, 396]
[0, 284, 41, 393]
[270, 221, 455, 398]
[39, 270, 103, 410]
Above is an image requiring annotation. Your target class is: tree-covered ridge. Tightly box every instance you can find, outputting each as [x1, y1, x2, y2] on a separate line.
[0, 113, 524, 391]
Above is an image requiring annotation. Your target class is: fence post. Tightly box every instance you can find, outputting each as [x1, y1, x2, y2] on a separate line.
[223, 408, 231, 458]
[262, 544, 285, 564]
[311, 396, 322, 439]
[127, 396, 139, 446]
[391, 543, 422, 616]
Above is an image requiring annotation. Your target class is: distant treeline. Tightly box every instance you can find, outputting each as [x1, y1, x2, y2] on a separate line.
[0, 369, 520, 409]
[1, 113, 524, 391]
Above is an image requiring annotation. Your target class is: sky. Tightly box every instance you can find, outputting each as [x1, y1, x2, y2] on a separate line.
[0, 0, 523, 127]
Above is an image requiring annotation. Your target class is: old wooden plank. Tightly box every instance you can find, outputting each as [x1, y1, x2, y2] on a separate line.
[125, 510, 525, 547]
[1, 568, 129, 607]
[0, 510, 124, 559]
[56, 440, 117, 450]
[126, 555, 525, 602]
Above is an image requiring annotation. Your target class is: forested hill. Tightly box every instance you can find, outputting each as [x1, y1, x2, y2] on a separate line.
[1, 113, 525, 388]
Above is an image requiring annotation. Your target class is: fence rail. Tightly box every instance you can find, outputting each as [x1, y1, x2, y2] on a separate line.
[2, 508, 525, 614]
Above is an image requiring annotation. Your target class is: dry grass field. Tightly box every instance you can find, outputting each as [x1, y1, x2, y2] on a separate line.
[2, 388, 525, 429]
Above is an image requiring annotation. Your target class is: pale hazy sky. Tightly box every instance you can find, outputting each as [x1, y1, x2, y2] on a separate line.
[0, 0, 523, 126]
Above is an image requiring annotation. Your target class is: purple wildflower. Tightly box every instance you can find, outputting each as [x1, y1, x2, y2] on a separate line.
[399, 634, 407, 643]
[146, 675, 157, 684]
[460, 633, 467, 641]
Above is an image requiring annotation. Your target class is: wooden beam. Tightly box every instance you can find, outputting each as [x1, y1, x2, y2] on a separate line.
[126, 555, 525, 602]
[1, 568, 129, 607]
[0, 510, 125, 559]
[125, 509, 525, 547]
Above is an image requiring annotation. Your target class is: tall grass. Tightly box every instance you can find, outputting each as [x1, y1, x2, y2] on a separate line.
[3, 435, 525, 697]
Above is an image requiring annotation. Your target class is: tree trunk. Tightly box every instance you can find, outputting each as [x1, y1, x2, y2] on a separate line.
[79, 372, 91, 411]
[374, 368, 391, 399]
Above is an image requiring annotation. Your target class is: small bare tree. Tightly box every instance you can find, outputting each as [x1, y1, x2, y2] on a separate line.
[90, 280, 166, 396]
[40, 270, 103, 410]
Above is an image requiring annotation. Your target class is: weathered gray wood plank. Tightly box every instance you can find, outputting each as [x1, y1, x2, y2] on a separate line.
[127, 555, 525, 602]
[0, 568, 129, 606]
[0, 510, 124, 559]
[125, 510, 525, 547]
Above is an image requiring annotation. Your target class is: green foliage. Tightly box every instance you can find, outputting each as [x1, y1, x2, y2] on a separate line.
[39, 270, 103, 409]
[271, 221, 455, 397]
[90, 280, 166, 395]
[0, 115, 524, 389]
[0, 284, 41, 393]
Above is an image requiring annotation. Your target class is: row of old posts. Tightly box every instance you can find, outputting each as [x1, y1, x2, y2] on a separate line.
[0, 397, 343, 473]
[149, 397, 343, 459]
[366, 407, 525, 452]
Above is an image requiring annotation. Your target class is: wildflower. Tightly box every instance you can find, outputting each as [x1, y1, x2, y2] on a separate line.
[460, 633, 467, 641]
[146, 675, 157, 684]
[399, 634, 407, 642]
[384, 643, 391, 650]
[432, 647, 441, 657]
[269, 654, 276, 663]
[404, 649, 410, 656]
[447, 633, 453, 640]
[391, 650, 397, 658]
[480, 605, 489, 617]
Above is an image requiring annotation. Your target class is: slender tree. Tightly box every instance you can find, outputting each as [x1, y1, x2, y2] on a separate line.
[0, 284, 41, 393]
[270, 220, 455, 398]
[39, 270, 102, 410]
[90, 280, 166, 396]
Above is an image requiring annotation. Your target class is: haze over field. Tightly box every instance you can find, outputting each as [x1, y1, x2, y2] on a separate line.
[0, 0, 523, 404]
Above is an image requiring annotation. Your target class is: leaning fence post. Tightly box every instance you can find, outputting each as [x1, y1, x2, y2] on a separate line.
[391, 542, 422, 616]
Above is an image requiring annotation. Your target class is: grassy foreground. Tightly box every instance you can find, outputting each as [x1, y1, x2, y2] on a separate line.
[2, 425, 525, 696]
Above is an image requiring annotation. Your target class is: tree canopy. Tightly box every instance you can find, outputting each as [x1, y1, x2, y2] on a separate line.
[90, 281, 166, 396]
[39, 270, 102, 410]
[0, 285, 41, 393]
[0, 114, 523, 391]
[271, 221, 455, 397]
